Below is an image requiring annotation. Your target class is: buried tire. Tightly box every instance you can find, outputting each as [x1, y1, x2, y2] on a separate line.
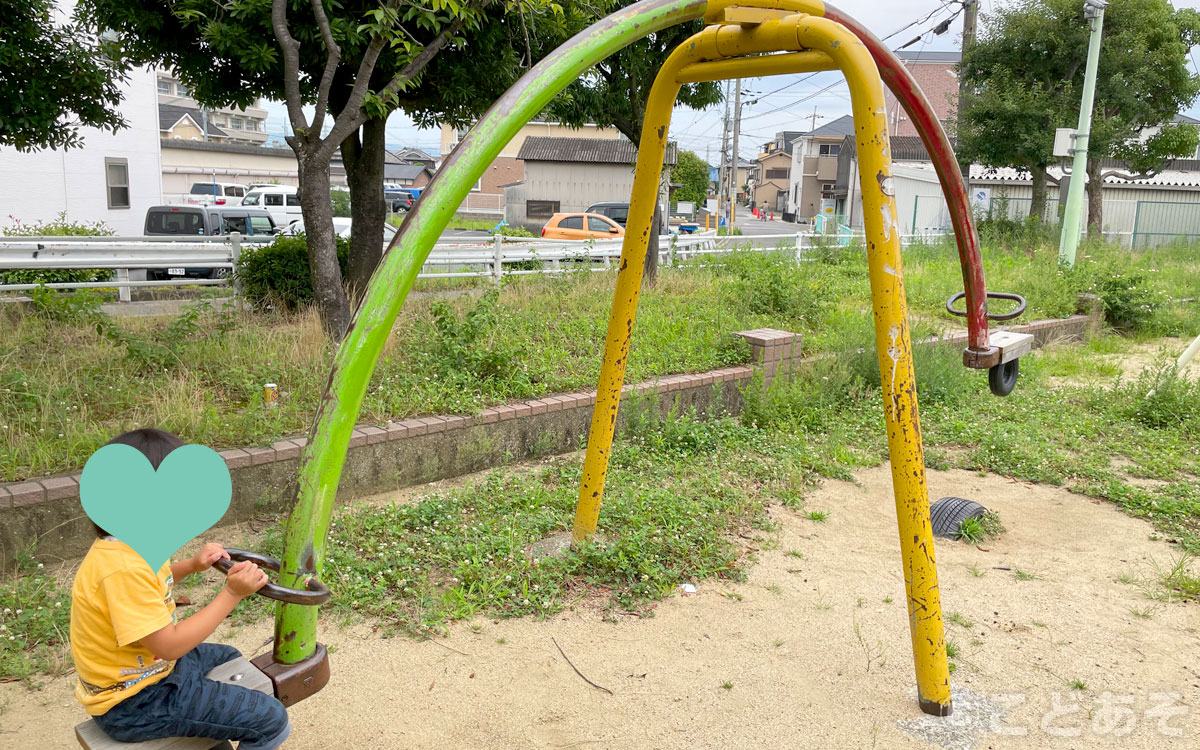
[929, 496, 988, 539]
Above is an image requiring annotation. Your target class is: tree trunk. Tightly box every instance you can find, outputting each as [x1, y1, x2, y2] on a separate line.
[342, 118, 388, 301]
[644, 201, 661, 286]
[1085, 158, 1103, 238]
[1030, 165, 1047, 223]
[297, 156, 352, 340]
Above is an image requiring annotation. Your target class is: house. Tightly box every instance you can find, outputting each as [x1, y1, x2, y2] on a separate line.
[160, 104, 228, 142]
[386, 147, 437, 170]
[721, 158, 755, 204]
[440, 122, 623, 214]
[882, 50, 960, 139]
[160, 139, 347, 201]
[752, 131, 805, 216]
[832, 134, 1200, 246]
[156, 71, 268, 145]
[0, 63, 162, 235]
[784, 115, 857, 222]
[384, 163, 433, 188]
[502, 136, 677, 229]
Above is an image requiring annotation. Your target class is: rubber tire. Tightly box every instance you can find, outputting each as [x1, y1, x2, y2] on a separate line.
[988, 359, 1020, 397]
[929, 496, 988, 539]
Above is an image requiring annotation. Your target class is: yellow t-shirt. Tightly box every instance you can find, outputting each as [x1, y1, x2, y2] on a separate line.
[70, 539, 178, 715]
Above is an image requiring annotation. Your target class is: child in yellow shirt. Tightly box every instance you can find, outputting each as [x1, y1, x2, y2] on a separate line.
[70, 428, 289, 749]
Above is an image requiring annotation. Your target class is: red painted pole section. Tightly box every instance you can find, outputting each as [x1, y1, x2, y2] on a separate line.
[825, 5, 991, 354]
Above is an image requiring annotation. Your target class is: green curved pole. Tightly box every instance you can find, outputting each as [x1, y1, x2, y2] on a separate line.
[273, 0, 709, 663]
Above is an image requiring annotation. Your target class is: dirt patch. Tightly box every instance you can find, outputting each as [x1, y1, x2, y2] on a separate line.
[5, 467, 1198, 748]
[1107, 338, 1200, 384]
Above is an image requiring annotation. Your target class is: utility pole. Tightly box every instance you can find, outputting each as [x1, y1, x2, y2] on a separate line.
[717, 80, 732, 226]
[956, 0, 978, 188]
[1059, 0, 1109, 267]
[808, 107, 824, 132]
[730, 79, 742, 224]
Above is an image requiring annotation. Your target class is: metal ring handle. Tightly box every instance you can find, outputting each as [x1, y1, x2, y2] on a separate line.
[945, 291, 1028, 322]
[212, 549, 331, 606]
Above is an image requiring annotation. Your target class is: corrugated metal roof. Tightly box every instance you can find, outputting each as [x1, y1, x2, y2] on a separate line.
[517, 136, 677, 165]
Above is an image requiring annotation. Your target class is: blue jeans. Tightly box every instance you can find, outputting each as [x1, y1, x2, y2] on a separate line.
[93, 643, 290, 750]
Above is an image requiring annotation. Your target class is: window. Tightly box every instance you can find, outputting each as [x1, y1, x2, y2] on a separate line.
[471, 178, 482, 192]
[588, 216, 619, 233]
[819, 144, 841, 157]
[222, 216, 250, 235]
[175, 83, 189, 98]
[265, 193, 284, 206]
[765, 168, 789, 180]
[242, 192, 261, 206]
[527, 200, 559, 218]
[157, 80, 172, 94]
[190, 183, 218, 195]
[248, 216, 275, 235]
[286, 193, 301, 207]
[230, 117, 244, 130]
[226, 186, 244, 198]
[794, 185, 800, 203]
[559, 215, 584, 230]
[105, 158, 130, 209]
[147, 209, 203, 234]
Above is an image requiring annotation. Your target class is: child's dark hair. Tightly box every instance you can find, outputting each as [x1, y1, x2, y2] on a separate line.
[93, 428, 185, 538]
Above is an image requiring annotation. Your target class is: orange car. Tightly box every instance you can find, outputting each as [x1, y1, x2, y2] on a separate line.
[540, 212, 625, 240]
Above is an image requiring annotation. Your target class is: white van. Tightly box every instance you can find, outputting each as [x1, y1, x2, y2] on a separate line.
[187, 182, 249, 206]
[241, 185, 303, 227]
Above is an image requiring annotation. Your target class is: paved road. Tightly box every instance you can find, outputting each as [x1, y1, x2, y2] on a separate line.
[734, 211, 804, 236]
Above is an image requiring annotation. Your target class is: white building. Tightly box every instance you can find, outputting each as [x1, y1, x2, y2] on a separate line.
[156, 71, 269, 146]
[0, 62, 162, 236]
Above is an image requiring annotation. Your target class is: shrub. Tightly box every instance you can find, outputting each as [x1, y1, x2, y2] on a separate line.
[1, 213, 114, 286]
[1086, 265, 1166, 332]
[236, 234, 350, 310]
[495, 224, 533, 238]
[1113, 362, 1200, 429]
[429, 289, 523, 383]
[331, 189, 351, 218]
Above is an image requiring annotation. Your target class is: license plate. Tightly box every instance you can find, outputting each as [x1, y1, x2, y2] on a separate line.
[167, 267, 185, 276]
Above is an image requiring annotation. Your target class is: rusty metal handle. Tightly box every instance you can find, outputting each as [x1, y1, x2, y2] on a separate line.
[946, 291, 1027, 322]
[213, 549, 331, 606]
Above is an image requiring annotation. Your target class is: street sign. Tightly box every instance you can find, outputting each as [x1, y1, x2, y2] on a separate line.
[1053, 128, 1075, 158]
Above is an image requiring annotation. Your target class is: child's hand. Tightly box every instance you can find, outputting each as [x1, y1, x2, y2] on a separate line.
[190, 543, 230, 572]
[223, 560, 269, 600]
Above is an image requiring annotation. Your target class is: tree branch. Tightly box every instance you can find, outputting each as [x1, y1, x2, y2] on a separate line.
[270, 0, 308, 138]
[308, 0, 344, 140]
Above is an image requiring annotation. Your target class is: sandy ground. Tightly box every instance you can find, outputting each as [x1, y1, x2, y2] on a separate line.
[4, 466, 1199, 750]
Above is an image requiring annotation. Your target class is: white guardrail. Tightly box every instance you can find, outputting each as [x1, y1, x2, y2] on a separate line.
[0, 229, 947, 301]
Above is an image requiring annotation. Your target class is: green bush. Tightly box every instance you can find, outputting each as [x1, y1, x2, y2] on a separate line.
[1113, 362, 1200, 429]
[331, 189, 351, 218]
[1086, 265, 1166, 332]
[236, 234, 350, 310]
[429, 289, 522, 383]
[0, 213, 115, 286]
[495, 224, 533, 238]
[716, 249, 833, 326]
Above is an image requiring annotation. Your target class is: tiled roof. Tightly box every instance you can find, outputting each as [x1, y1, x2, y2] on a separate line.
[159, 104, 227, 138]
[517, 136, 677, 165]
[808, 115, 856, 138]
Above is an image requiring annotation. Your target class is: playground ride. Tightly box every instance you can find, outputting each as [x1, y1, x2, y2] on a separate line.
[92, 1, 1041, 737]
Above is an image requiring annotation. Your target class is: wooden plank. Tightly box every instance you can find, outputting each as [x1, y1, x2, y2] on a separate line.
[990, 331, 1035, 364]
[75, 658, 271, 750]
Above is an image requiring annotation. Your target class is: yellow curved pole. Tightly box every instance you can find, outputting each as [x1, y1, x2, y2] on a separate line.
[572, 8, 953, 717]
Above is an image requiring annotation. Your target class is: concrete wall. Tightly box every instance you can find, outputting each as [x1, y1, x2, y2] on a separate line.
[160, 142, 302, 196]
[0, 65, 163, 235]
[0, 313, 1102, 570]
[505, 162, 641, 228]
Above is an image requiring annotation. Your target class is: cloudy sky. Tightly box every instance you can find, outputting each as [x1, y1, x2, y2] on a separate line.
[260, 0, 1200, 162]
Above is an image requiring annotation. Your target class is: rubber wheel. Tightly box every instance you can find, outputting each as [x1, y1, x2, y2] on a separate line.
[988, 359, 1020, 397]
[929, 496, 989, 539]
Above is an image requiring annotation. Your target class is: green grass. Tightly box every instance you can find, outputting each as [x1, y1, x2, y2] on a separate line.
[946, 611, 975, 629]
[956, 513, 1005, 544]
[388, 213, 499, 232]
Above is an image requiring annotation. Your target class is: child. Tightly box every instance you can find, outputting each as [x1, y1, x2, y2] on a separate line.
[71, 428, 290, 749]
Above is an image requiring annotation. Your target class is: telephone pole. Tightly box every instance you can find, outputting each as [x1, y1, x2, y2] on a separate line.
[730, 80, 743, 224]
[1059, 0, 1109, 267]
[717, 80, 733, 226]
[956, 0, 978, 188]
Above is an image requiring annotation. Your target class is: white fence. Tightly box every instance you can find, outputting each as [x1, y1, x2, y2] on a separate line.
[0, 229, 944, 301]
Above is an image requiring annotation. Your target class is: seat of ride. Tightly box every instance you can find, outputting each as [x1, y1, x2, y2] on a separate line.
[75, 657, 271, 750]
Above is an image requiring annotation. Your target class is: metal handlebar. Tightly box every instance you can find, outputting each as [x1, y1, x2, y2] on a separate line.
[946, 291, 1027, 322]
[213, 549, 331, 606]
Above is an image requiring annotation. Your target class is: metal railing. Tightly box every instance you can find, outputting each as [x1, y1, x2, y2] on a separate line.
[0, 228, 947, 301]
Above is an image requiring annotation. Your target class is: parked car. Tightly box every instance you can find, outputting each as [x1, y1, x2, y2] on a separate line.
[541, 212, 625, 240]
[187, 182, 249, 206]
[241, 185, 303, 227]
[143, 205, 277, 280]
[384, 189, 414, 213]
[585, 202, 630, 227]
[284, 217, 393, 243]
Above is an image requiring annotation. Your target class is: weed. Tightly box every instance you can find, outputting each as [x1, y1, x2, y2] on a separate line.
[967, 566, 986, 578]
[882, 595, 893, 604]
[946, 612, 975, 629]
[720, 681, 734, 690]
[956, 513, 1005, 544]
[1013, 569, 1039, 581]
[853, 621, 886, 673]
[805, 510, 829, 523]
[1151, 553, 1199, 602]
[785, 549, 804, 559]
[945, 640, 961, 658]
[773, 638, 785, 648]
[496, 638, 506, 644]
[1128, 606, 1155, 620]
[1070, 678, 1088, 692]
[0, 551, 71, 682]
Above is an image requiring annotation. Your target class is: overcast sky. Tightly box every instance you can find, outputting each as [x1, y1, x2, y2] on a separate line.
[260, 0, 1200, 162]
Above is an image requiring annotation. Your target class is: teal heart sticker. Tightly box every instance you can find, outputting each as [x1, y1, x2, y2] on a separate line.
[80, 443, 232, 571]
